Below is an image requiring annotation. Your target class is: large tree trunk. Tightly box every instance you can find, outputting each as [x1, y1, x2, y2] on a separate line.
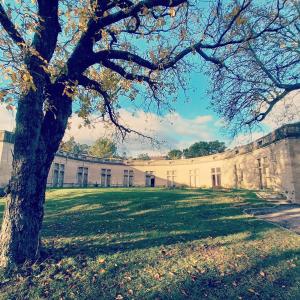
[0, 156, 52, 267]
[0, 83, 71, 268]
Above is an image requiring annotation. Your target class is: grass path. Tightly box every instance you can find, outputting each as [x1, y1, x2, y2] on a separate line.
[0, 188, 300, 299]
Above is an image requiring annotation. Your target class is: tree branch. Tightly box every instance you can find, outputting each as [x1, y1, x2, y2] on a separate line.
[249, 44, 300, 91]
[101, 59, 156, 85]
[67, 0, 187, 74]
[0, 4, 26, 49]
[77, 74, 154, 140]
[33, 0, 61, 62]
[92, 42, 225, 72]
[245, 90, 289, 124]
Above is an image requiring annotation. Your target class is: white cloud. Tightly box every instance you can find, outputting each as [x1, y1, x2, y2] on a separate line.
[64, 109, 218, 156]
[0, 104, 218, 155]
[194, 115, 213, 124]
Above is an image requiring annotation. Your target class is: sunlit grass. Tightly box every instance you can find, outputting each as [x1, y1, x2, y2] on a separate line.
[0, 188, 300, 299]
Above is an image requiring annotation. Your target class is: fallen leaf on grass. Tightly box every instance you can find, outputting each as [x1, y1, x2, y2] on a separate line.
[98, 258, 105, 264]
[248, 288, 259, 296]
[181, 289, 189, 296]
[128, 289, 134, 295]
[124, 275, 132, 282]
[259, 271, 266, 277]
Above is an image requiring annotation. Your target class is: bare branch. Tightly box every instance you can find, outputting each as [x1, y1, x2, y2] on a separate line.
[249, 45, 300, 91]
[0, 4, 26, 49]
[101, 59, 157, 85]
[92, 43, 225, 72]
[245, 90, 289, 124]
[77, 75, 154, 140]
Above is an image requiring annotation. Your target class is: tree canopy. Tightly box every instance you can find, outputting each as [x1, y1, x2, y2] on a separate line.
[167, 149, 183, 159]
[209, 0, 300, 134]
[60, 136, 118, 158]
[89, 137, 117, 158]
[183, 140, 226, 158]
[59, 136, 90, 154]
[136, 153, 151, 160]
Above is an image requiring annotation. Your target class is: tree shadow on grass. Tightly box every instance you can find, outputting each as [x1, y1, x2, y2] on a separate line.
[0, 200, 4, 220]
[40, 188, 275, 259]
[1, 189, 299, 300]
[136, 249, 300, 300]
[59, 237, 300, 299]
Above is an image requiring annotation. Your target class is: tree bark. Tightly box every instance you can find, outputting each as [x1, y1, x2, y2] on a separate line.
[0, 83, 71, 268]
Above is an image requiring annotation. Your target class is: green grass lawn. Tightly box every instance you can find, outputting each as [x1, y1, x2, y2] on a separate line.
[1, 188, 300, 299]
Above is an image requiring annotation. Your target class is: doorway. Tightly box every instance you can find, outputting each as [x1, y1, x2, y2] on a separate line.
[150, 177, 155, 187]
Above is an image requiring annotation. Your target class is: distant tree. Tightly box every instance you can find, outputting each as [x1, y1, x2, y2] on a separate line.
[167, 149, 182, 160]
[208, 141, 226, 154]
[137, 153, 151, 160]
[59, 136, 77, 153]
[183, 140, 226, 158]
[59, 137, 90, 155]
[73, 143, 90, 155]
[183, 142, 209, 158]
[89, 138, 117, 158]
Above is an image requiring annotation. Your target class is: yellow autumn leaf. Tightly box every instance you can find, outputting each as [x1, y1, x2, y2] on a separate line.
[101, 29, 108, 39]
[236, 16, 247, 25]
[169, 8, 176, 17]
[142, 6, 149, 16]
[0, 90, 8, 99]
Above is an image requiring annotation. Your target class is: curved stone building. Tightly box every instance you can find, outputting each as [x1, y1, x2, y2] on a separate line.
[0, 122, 300, 202]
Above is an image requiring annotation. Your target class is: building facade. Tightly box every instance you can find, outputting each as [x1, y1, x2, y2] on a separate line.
[0, 122, 300, 202]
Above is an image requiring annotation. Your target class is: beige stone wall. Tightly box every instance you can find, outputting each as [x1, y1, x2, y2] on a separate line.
[0, 123, 299, 203]
[48, 155, 142, 187]
[288, 139, 300, 200]
[0, 140, 13, 188]
[128, 138, 296, 200]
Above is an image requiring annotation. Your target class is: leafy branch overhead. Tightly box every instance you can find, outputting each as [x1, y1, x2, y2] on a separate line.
[0, 0, 295, 137]
[209, 0, 300, 134]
